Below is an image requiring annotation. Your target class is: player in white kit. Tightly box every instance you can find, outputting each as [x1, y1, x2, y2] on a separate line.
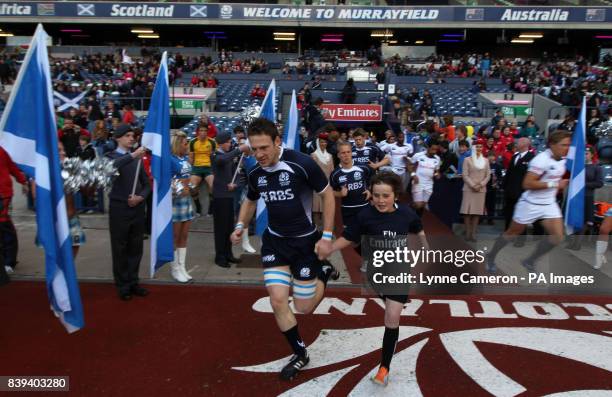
[486, 130, 571, 272]
[383, 131, 413, 191]
[409, 136, 441, 217]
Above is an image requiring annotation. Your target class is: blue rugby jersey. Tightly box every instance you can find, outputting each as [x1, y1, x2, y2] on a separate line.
[352, 143, 384, 167]
[247, 148, 329, 237]
[343, 203, 423, 244]
[329, 165, 372, 209]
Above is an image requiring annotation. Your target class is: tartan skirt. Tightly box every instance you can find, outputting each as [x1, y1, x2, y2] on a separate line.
[173, 195, 195, 223]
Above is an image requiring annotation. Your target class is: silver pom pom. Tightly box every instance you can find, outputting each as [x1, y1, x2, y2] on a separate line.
[595, 120, 612, 139]
[60, 156, 119, 194]
[240, 104, 261, 127]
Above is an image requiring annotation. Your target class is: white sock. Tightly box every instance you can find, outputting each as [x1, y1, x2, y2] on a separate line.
[596, 240, 608, 255]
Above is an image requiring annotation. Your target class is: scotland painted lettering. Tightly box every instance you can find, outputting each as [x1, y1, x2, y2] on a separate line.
[110, 4, 174, 17]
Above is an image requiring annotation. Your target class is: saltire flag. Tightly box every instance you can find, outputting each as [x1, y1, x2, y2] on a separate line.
[53, 89, 88, 112]
[0, 24, 84, 332]
[244, 79, 276, 235]
[564, 96, 586, 234]
[282, 89, 301, 151]
[141, 52, 174, 276]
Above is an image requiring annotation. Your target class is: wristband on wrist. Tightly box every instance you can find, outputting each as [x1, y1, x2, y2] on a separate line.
[322, 231, 333, 241]
[234, 222, 244, 230]
[410, 172, 416, 177]
[547, 181, 559, 189]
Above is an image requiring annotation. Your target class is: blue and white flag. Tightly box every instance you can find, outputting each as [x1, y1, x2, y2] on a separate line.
[0, 25, 83, 333]
[247, 79, 277, 235]
[564, 96, 586, 234]
[53, 89, 88, 112]
[282, 89, 301, 152]
[142, 52, 174, 276]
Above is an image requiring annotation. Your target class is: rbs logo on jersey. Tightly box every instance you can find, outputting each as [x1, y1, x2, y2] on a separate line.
[347, 182, 363, 191]
[260, 189, 295, 202]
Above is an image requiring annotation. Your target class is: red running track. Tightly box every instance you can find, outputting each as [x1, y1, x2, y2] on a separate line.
[1, 282, 611, 396]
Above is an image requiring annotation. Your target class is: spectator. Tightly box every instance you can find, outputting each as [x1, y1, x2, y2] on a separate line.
[250, 83, 266, 98]
[491, 109, 503, 127]
[501, 142, 516, 170]
[502, 137, 534, 245]
[341, 78, 357, 104]
[122, 104, 135, 125]
[450, 125, 471, 154]
[460, 140, 491, 242]
[440, 115, 456, 142]
[303, 97, 326, 140]
[58, 117, 90, 158]
[484, 152, 502, 225]
[457, 140, 471, 175]
[76, 134, 96, 161]
[91, 120, 115, 156]
[438, 140, 458, 177]
[310, 134, 334, 228]
[0, 147, 27, 276]
[520, 119, 538, 139]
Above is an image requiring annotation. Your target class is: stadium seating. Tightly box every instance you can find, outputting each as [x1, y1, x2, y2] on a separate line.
[215, 82, 270, 112]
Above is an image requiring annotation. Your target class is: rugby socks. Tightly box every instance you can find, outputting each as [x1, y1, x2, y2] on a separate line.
[283, 325, 307, 357]
[318, 260, 335, 287]
[381, 326, 399, 370]
[525, 238, 555, 264]
[597, 240, 608, 255]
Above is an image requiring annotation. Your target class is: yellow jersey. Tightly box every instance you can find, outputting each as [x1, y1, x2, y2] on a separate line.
[189, 138, 216, 167]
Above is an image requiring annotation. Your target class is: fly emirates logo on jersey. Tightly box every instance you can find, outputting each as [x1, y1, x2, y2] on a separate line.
[321, 104, 382, 122]
[233, 296, 612, 395]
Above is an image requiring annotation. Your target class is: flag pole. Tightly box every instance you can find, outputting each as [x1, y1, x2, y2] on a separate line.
[131, 159, 142, 196]
[230, 153, 244, 186]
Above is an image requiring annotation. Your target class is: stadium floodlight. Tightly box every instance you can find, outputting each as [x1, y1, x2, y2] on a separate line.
[274, 37, 295, 41]
[0, 33, 14, 37]
[511, 39, 534, 43]
[131, 28, 154, 34]
[388, 40, 398, 44]
[415, 40, 424, 44]
[273, 32, 295, 36]
[519, 33, 543, 38]
[138, 34, 160, 39]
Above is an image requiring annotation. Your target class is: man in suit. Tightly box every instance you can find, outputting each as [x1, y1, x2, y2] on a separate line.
[502, 137, 534, 246]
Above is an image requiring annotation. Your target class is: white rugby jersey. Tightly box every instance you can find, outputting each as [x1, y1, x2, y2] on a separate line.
[520, 149, 566, 205]
[384, 143, 413, 175]
[411, 152, 441, 189]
